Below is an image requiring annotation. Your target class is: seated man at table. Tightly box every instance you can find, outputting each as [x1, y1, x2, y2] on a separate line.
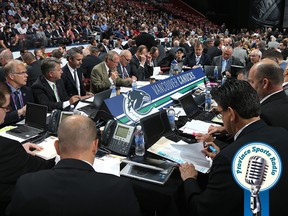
[0, 81, 54, 215]
[179, 79, 288, 216]
[7, 115, 141, 216]
[1, 60, 34, 127]
[90, 51, 132, 93]
[32, 57, 80, 111]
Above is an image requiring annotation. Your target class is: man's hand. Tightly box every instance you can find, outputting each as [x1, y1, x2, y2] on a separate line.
[69, 95, 80, 104]
[208, 125, 227, 135]
[179, 162, 198, 181]
[201, 142, 220, 159]
[18, 105, 27, 117]
[23, 142, 43, 156]
[110, 71, 119, 81]
[195, 133, 214, 142]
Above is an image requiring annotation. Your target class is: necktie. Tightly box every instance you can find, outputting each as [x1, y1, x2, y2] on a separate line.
[74, 69, 80, 95]
[196, 56, 200, 65]
[108, 69, 112, 77]
[52, 83, 60, 102]
[14, 91, 21, 109]
[122, 66, 128, 78]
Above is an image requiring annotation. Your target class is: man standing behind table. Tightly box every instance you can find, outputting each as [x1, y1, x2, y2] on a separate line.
[90, 51, 130, 94]
[179, 79, 288, 216]
[1, 60, 34, 127]
[32, 57, 80, 111]
[61, 47, 93, 99]
[7, 115, 141, 216]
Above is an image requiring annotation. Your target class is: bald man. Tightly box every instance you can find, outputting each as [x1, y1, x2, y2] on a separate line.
[8, 115, 141, 216]
[248, 58, 288, 131]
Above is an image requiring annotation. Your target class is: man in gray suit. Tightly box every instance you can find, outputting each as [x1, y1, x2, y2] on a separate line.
[90, 51, 130, 94]
[212, 46, 243, 79]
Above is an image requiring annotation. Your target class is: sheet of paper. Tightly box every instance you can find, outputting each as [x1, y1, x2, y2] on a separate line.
[93, 155, 121, 177]
[136, 81, 150, 87]
[120, 87, 132, 93]
[153, 66, 161, 76]
[150, 75, 169, 80]
[83, 96, 94, 103]
[170, 92, 183, 100]
[33, 136, 58, 160]
[0, 130, 25, 142]
[179, 120, 219, 135]
[75, 101, 91, 110]
[147, 137, 211, 173]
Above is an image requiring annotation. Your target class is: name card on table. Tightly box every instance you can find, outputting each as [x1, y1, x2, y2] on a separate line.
[102, 67, 207, 124]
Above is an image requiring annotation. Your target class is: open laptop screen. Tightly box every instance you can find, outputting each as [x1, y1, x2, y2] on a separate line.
[140, 109, 171, 148]
[25, 102, 48, 130]
[178, 94, 201, 118]
[92, 88, 112, 109]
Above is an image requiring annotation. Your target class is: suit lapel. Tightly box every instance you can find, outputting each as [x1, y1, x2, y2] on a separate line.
[41, 76, 57, 102]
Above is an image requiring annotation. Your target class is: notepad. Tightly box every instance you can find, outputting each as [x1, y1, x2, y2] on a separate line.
[33, 136, 58, 160]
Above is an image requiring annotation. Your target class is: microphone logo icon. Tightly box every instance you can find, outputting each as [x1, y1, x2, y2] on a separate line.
[245, 156, 268, 216]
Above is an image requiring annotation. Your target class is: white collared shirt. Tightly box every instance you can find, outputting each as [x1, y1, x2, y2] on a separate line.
[104, 62, 114, 84]
[67, 64, 81, 96]
[260, 89, 283, 104]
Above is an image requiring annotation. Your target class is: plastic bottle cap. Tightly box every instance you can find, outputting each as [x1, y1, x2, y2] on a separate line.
[136, 125, 142, 130]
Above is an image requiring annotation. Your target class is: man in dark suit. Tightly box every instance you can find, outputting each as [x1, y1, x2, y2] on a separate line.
[32, 57, 80, 111]
[129, 45, 153, 81]
[61, 47, 93, 99]
[207, 39, 222, 60]
[22, 52, 42, 87]
[183, 41, 211, 68]
[90, 51, 130, 93]
[1, 60, 34, 127]
[212, 46, 243, 79]
[179, 79, 288, 216]
[134, 24, 156, 51]
[161, 37, 171, 48]
[0, 49, 14, 82]
[248, 58, 288, 131]
[7, 115, 141, 216]
[0, 82, 54, 215]
[80, 46, 101, 78]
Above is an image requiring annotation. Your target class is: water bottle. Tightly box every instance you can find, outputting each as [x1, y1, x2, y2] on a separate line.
[205, 90, 212, 111]
[222, 75, 227, 85]
[167, 106, 176, 131]
[213, 66, 219, 81]
[134, 125, 145, 156]
[110, 84, 117, 98]
[132, 79, 137, 91]
[169, 59, 179, 76]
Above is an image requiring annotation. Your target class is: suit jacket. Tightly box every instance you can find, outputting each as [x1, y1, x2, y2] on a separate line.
[7, 159, 141, 216]
[129, 55, 153, 81]
[134, 32, 156, 51]
[207, 46, 222, 60]
[80, 55, 101, 78]
[0, 136, 54, 215]
[32, 76, 70, 111]
[260, 90, 288, 131]
[183, 53, 211, 67]
[26, 60, 42, 87]
[2, 86, 34, 127]
[90, 62, 131, 93]
[61, 65, 86, 97]
[128, 46, 137, 56]
[212, 55, 243, 78]
[182, 120, 288, 216]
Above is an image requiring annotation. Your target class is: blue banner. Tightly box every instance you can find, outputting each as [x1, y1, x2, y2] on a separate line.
[103, 67, 206, 124]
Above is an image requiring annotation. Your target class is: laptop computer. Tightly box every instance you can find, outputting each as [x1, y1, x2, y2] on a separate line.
[203, 65, 222, 81]
[79, 89, 112, 118]
[7, 102, 48, 139]
[178, 93, 215, 122]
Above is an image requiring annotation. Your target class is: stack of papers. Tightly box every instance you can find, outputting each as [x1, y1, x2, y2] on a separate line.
[179, 119, 220, 135]
[33, 136, 58, 160]
[147, 137, 212, 173]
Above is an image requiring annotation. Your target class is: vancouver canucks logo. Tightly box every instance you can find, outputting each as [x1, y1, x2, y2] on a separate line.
[123, 89, 153, 121]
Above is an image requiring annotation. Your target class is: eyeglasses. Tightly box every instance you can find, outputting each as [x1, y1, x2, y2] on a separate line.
[123, 55, 131, 63]
[0, 104, 11, 112]
[109, 58, 119, 64]
[13, 71, 28, 75]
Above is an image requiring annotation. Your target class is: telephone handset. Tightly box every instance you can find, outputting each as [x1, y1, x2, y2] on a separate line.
[48, 109, 62, 135]
[101, 120, 135, 156]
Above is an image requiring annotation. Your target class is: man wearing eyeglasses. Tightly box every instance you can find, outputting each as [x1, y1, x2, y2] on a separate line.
[116, 50, 137, 87]
[1, 59, 34, 127]
[90, 51, 131, 94]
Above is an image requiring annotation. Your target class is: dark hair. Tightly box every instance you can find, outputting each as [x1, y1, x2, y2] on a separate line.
[41, 57, 61, 76]
[0, 82, 10, 107]
[211, 79, 260, 119]
[66, 47, 82, 61]
[214, 39, 221, 47]
[51, 49, 63, 59]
